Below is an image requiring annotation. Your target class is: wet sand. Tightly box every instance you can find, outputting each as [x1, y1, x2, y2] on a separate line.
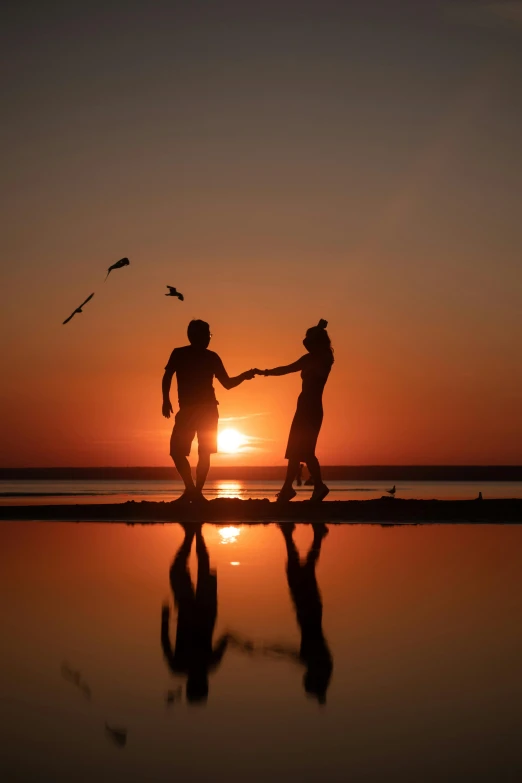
[1, 497, 521, 523]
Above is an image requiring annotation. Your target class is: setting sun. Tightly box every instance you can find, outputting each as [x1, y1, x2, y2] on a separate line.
[218, 428, 246, 454]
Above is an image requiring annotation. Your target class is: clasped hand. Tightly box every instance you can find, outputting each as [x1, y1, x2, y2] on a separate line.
[243, 368, 268, 380]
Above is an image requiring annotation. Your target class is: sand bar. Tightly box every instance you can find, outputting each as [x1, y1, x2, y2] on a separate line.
[1, 497, 521, 523]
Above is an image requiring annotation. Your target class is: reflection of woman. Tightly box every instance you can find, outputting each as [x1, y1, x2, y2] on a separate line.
[280, 522, 333, 703]
[226, 524, 333, 704]
[260, 320, 334, 502]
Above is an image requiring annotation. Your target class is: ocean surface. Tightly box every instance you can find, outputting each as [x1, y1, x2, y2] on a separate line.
[1, 478, 521, 505]
[1, 521, 521, 782]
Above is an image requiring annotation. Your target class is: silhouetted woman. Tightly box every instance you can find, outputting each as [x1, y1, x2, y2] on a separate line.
[261, 319, 333, 502]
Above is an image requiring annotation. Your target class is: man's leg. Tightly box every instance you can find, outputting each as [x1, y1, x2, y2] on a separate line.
[195, 527, 217, 621]
[172, 451, 196, 493]
[195, 450, 211, 493]
[170, 525, 196, 598]
[194, 405, 218, 497]
[170, 408, 197, 498]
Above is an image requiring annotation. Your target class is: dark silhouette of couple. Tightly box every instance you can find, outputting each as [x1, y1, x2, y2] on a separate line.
[162, 318, 334, 502]
[161, 522, 332, 705]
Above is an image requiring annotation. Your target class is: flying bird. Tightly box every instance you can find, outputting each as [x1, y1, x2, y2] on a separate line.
[387, 485, 396, 496]
[105, 257, 130, 281]
[105, 724, 127, 747]
[61, 662, 92, 699]
[165, 286, 184, 300]
[62, 293, 95, 325]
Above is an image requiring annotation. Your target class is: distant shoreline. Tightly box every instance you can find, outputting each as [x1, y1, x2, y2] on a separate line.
[1, 466, 521, 481]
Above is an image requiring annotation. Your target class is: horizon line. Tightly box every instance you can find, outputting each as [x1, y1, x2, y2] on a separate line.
[1, 464, 521, 470]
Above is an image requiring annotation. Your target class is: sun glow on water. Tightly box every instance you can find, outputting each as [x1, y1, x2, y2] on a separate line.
[216, 481, 243, 498]
[218, 526, 241, 544]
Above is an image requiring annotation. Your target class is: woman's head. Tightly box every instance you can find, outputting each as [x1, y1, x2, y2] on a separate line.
[303, 319, 333, 362]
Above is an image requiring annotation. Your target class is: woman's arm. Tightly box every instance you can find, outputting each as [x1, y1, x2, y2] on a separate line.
[263, 356, 307, 376]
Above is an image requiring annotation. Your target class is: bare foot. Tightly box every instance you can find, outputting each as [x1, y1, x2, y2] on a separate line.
[193, 489, 209, 504]
[173, 487, 197, 503]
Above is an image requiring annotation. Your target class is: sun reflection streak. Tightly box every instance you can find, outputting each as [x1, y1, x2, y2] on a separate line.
[216, 481, 243, 499]
[218, 526, 241, 544]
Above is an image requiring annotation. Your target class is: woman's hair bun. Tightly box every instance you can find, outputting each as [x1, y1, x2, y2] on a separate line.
[317, 319, 328, 330]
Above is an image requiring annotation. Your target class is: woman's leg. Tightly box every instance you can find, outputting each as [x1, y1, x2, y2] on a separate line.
[306, 456, 330, 501]
[282, 459, 300, 490]
[281, 459, 300, 492]
[305, 456, 322, 486]
[277, 459, 300, 501]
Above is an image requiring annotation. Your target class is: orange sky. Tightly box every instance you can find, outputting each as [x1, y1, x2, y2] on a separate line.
[1, 1, 522, 466]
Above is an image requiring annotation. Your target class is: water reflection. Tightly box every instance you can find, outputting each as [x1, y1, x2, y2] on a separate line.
[161, 521, 333, 706]
[218, 525, 241, 544]
[277, 522, 333, 704]
[3, 522, 522, 780]
[230, 523, 333, 703]
[161, 524, 229, 703]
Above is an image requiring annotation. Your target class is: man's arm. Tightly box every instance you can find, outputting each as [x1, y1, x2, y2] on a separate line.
[161, 604, 179, 673]
[162, 369, 174, 418]
[162, 351, 177, 418]
[214, 358, 256, 390]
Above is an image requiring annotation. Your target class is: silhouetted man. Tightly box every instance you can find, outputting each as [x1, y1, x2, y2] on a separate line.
[161, 524, 228, 703]
[162, 319, 255, 501]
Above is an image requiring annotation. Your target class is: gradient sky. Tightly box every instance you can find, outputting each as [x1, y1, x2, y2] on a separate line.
[2, 0, 522, 466]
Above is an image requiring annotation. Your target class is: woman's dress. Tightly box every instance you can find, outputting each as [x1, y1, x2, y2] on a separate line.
[285, 356, 332, 461]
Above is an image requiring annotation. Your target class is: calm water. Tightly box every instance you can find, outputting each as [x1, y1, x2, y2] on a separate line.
[1, 478, 521, 504]
[1, 521, 522, 782]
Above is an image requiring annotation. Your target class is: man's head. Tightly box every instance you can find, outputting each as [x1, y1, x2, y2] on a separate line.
[187, 319, 211, 349]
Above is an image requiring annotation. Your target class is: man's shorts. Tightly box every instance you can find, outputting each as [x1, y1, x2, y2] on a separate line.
[170, 404, 219, 457]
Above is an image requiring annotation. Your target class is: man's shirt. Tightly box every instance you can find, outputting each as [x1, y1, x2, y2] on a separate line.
[165, 345, 226, 407]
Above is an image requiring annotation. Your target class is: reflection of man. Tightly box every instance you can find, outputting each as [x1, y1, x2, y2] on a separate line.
[161, 524, 228, 703]
[280, 523, 333, 703]
[162, 319, 255, 502]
